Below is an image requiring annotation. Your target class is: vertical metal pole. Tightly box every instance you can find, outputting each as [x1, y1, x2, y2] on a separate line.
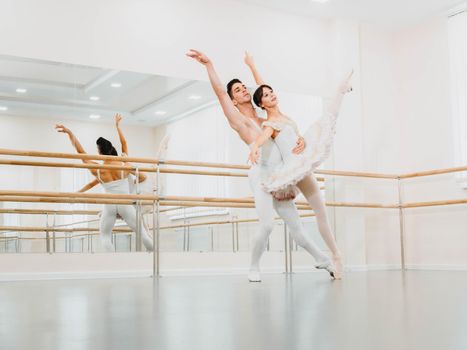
[284, 223, 289, 274]
[187, 225, 191, 251]
[235, 220, 239, 252]
[210, 226, 214, 251]
[288, 228, 293, 274]
[398, 178, 406, 270]
[156, 166, 161, 277]
[135, 167, 142, 252]
[152, 163, 161, 278]
[45, 213, 50, 254]
[183, 208, 187, 251]
[231, 222, 235, 252]
[52, 214, 56, 253]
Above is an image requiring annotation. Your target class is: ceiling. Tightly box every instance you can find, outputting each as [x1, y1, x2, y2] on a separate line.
[234, 0, 466, 29]
[0, 55, 217, 126]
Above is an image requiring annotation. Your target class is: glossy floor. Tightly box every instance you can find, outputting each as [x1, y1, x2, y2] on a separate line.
[1, 270, 466, 350]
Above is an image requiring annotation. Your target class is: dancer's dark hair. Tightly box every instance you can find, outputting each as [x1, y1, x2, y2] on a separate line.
[226, 78, 242, 99]
[96, 137, 118, 156]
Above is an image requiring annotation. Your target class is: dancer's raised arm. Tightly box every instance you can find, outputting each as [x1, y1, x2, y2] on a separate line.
[114, 113, 147, 183]
[244, 51, 265, 85]
[187, 49, 246, 131]
[54, 124, 98, 170]
[115, 113, 128, 155]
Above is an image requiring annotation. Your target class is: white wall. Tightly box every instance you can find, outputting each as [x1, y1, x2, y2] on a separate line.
[0, 0, 341, 94]
[358, 17, 467, 268]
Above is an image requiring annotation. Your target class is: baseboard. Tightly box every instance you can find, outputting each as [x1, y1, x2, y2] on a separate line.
[2, 264, 467, 281]
[405, 264, 467, 271]
[0, 270, 153, 281]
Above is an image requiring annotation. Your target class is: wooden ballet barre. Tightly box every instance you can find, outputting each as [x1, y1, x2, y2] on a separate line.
[159, 213, 317, 230]
[0, 159, 249, 178]
[0, 148, 249, 170]
[402, 198, 467, 208]
[0, 226, 133, 233]
[0, 191, 399, 210]
[0, 191, 327, 207]
[0, 148, 400, 180]
[0, 158, 327, 181]
[0, 196, 153, 206]
[0, 196, 310, 210]
[315, 169, 399, 179]
[326, 201, 399, 209]
[0, 212, 318, 235]
[0, 209, 100, 215]
[399, 166, 467, 179]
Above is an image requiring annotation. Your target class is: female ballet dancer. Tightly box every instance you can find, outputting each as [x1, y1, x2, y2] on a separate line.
[245, 52, 352, 279]
[54, 124, 154, 252]
[114, 113, 169, 231]
[78, 113, 148, 193]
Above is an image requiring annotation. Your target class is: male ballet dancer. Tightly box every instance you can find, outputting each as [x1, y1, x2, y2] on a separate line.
[187, 49, 335, 281]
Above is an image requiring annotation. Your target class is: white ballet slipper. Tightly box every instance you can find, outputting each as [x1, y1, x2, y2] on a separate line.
[248, 269, 261, 282]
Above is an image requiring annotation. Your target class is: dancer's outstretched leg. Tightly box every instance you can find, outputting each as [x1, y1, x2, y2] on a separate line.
[99, 205, 117, 252]
[118, 205, 154, 251]
[249, 179, 276, 282]
[297, 175, 343, 279]
[274, 200, 335, 278]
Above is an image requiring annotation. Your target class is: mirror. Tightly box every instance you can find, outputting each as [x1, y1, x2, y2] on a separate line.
[0, 55, 331, 259]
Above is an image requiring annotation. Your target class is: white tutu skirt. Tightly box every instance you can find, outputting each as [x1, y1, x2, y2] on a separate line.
[262, 110, 338, 201]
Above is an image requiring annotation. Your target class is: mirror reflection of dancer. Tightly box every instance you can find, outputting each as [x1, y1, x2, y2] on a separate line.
[246, 53, 353, 279]
[54, 123, 154, 252]
[187, 49, 336, 281]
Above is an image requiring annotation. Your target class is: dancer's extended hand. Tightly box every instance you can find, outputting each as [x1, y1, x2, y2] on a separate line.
[244, 51, 254, 67]
[115, 113, 122, 126]
[186, 49, 210, 65]
[54, 124, 71, 134]
[248, 148, 260, 165]
[292, 136, 305, 154]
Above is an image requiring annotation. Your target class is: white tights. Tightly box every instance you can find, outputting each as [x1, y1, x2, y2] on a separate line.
[296, 175, 341, 257]
[249, 168, 329, 271]
[100, 204, 154, 252]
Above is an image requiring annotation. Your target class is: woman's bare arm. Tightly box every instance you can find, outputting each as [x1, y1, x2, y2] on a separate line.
[244, 51, 265, 85]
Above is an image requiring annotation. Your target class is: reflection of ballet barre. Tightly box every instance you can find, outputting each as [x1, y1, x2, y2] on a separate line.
[0, 207, 182, 216]
[0, 212, 318, 253]
[0, 148, 251, 169]
[0, 209, 100, 215]
[0, 190, 397, 208]
[0, 213, 317, 233]
[0, 159, 252, 178]
[0, 196, 311, 210]
[2, 147, 467, 178]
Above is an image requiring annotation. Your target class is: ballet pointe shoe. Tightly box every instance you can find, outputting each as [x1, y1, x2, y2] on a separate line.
[332, 255, 344, 280]
[315, 259, 336, 280]
[248, 268, 261, 282]
[339, 69, 354, 94]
